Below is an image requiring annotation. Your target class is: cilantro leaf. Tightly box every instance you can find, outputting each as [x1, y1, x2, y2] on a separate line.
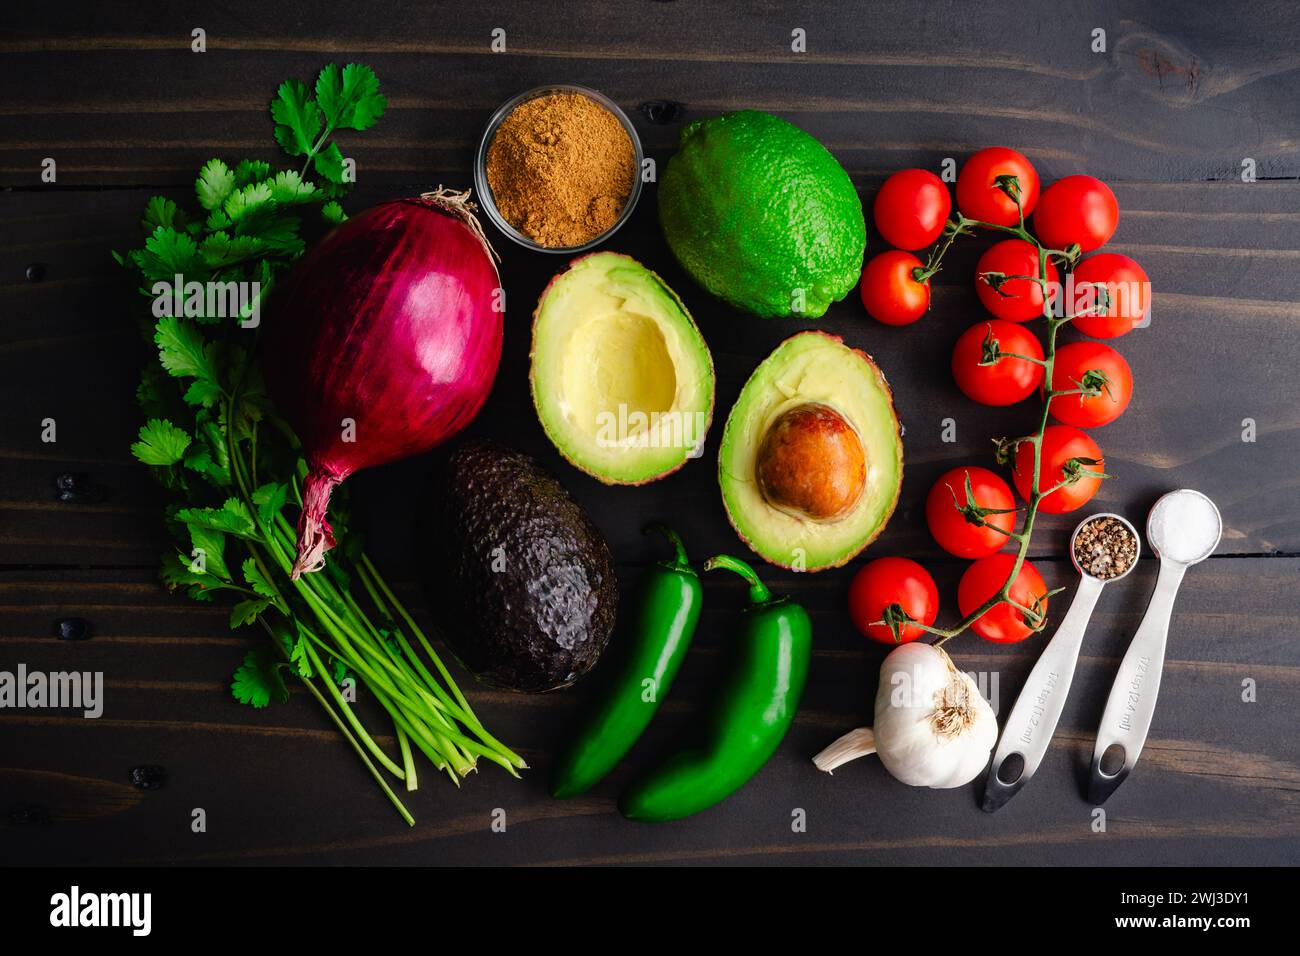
[312, 142, 346, 184]
[160, 550, 228, 601]
[315, 63, 386, 132]
[187, 524, 230, 581]
[321, 201, 347, 224]
[244, 214, 304, 257]
[142, 196, 187, 234]
[131, 226, 204, 283]
[230, 598, 272, 628]
[232, 647, 289, 708]
[183, 377, 224, 407]
[251, 482, 287, 528]
[154, 316, 222, 406]
[181, 444, 213, 474]
[229, 350, 272, 442]
[224, 181, 275, 223]
[196, 158, 236, 211]
[200, 231, 265, 269]
[269, 170, 317, 204]
[232, 158, 271, 187]
[175, 497, 257, 539]
[183, 415, 231, 486]
[131, 418, 192, 466]
[290, 636, 313, 678]
[205, 209, 232, 232]
[271, 79, 321, 157]
[242, 557, 281, 604]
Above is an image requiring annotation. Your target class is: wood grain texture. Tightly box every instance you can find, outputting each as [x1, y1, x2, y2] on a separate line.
[3, 1, 1300, 184]
[1, 0, 1298, 866]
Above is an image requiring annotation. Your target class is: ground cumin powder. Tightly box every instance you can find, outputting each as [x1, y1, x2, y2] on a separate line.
[485, 92, 636, 247]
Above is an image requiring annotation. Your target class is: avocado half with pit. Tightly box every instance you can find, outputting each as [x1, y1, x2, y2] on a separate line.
[531, 252, 715, 484]
[719, 332, 903, 572]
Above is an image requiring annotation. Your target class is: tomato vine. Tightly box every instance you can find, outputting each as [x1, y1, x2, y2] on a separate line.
[897, 180, 1113, 645]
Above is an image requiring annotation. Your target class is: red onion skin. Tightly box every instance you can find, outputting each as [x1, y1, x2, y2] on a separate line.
[263, 195, 502, 577]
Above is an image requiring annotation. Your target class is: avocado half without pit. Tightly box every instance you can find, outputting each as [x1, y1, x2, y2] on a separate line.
[531, 252, 716, 484]
[719, 332, 903, 572]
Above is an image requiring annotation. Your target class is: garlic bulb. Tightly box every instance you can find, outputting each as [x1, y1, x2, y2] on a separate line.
[814, 643, 996, 788]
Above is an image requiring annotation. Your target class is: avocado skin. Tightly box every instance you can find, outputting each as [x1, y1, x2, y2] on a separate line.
[428, 439, 618, 693]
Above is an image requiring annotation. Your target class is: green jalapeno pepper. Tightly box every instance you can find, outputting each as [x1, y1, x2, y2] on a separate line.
[618, 555, 811, 822]
[550, 524, 703, 799]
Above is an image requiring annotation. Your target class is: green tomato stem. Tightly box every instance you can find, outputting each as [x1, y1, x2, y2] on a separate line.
[926, 188, 1099, 647]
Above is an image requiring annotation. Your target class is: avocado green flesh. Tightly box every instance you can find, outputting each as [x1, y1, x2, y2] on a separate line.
[658, 110, 866, 319]
[719, 333, 903, 572]
[532, 252, 715, 484]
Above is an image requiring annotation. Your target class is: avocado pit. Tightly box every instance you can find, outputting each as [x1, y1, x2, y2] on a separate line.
[755, 402, 866, 521]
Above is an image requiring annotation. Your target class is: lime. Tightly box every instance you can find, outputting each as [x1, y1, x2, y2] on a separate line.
[658, 110, 865, 319]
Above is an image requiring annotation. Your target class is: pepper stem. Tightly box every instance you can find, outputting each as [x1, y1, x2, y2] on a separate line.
[704, 554, 772, 604]
[645, 523, 691, 571]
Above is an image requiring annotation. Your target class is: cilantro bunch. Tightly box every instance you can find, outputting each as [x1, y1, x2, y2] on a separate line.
[117, 65, 524, 826]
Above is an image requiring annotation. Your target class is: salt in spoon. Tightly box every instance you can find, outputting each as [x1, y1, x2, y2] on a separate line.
[1087, 489, 1222, 804]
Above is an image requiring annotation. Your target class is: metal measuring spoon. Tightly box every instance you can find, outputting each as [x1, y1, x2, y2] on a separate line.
[982, 513, 1141, 813]
[1087, 489, 1222, 804]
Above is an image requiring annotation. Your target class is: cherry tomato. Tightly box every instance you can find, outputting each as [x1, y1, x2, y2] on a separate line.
[955, 147, 1040, 226]
[873, 168, 952, 250]
[958, 553, 1050, 644]
[860, 250, 930, 326]
[974, 239, 1060, 322]
[1049, 341, 1133, 428]
[1069, 253, 1151, 339]
[848, 557, 939, 645]
[925, 466, 1017, 559]
[1013, 424, 1104, 514]
[951, 320, 1044, 406]
[1033, 175, 1118, 253]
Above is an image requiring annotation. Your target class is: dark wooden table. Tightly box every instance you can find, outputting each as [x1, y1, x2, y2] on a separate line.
[3, 1, 1298, 866]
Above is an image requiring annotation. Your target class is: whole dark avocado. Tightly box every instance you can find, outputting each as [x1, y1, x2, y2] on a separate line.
[428, 439, 618, 693]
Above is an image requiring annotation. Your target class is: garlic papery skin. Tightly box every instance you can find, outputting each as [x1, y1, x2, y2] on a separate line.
[813, 643, 997, 789]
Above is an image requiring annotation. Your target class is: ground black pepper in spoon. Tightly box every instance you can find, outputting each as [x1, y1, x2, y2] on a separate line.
[983, 512, 1141, 812]
[1073, 516, 1138, 580]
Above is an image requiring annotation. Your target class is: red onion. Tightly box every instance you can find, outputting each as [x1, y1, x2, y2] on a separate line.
[264, 189, 503, 578]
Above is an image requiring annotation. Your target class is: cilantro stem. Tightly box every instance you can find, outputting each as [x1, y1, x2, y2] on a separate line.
[299, 638, 406, 779]
[281, 642, 414, 825]
[354, 559, 488, 731]
[290, 584, 478, 774]
[396, 728, 417, 792]
[369, 681, 461, 776]
[359, 554, 523, 766]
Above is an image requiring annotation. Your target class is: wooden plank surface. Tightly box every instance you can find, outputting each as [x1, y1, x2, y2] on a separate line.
[1, 0, 1298, 866]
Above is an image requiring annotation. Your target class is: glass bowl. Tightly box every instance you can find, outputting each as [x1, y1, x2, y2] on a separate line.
[473, 84, 644, 254]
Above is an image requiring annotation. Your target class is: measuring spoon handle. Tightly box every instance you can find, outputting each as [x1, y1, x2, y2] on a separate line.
[983, 574, 1104, 812]
[1088, 557, 1187, 804]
